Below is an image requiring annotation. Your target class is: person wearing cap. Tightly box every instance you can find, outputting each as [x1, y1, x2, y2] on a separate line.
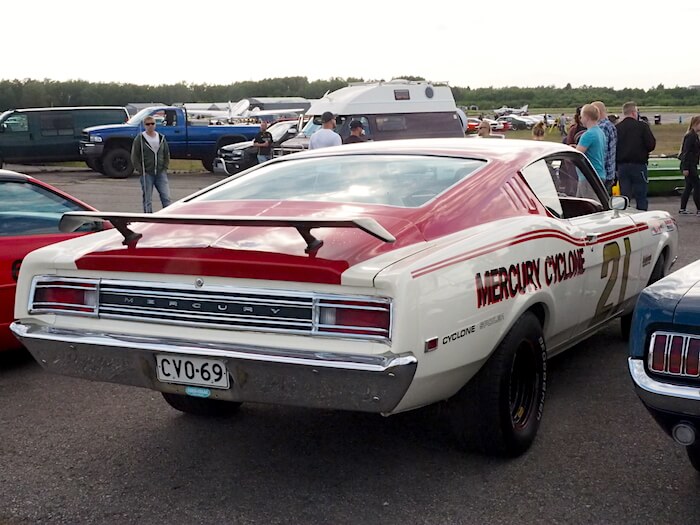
[343, 120, 366, 144]
[309, 111, 342, 150]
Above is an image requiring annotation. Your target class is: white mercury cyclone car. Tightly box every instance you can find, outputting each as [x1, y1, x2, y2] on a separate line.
[11, 138, 677, 457]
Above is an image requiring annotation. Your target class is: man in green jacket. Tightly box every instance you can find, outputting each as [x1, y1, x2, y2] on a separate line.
[131, 115, 172, 213]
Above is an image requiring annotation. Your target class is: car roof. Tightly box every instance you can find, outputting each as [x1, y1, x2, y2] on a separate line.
[0, 169, 32, 182]
[282, 137, 573, 167]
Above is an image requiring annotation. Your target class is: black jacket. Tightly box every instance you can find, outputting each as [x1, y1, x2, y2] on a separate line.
[615, 117, 656, 165]
[680, 131, 700, 171]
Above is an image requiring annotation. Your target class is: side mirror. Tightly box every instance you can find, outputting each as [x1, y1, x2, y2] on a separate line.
[611, 195, 629, 210]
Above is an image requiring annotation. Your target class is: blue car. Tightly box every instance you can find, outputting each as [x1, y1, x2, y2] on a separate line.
[629, 258, 700, 471]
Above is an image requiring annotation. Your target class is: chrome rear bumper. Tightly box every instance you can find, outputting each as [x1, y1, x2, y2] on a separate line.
[629, 358, 700, 416]
[11, 321, 417, 413]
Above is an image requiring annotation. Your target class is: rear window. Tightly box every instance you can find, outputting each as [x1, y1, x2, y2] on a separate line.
[198, 154, 485, 207]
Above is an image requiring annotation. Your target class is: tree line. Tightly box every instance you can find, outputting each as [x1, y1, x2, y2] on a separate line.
[1, 77, 699, 112]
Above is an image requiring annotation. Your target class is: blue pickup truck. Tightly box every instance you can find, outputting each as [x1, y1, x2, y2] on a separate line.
[80, 106, 260, 178]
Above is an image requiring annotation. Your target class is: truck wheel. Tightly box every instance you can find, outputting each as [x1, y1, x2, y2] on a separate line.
[201, 155, 215, 172]
[102, 148, 133, 178]
[621, 253, 665, 340]
[449, 312, 546, 457]
[85, 158, 104, 173]
[162, 392, 241, 417]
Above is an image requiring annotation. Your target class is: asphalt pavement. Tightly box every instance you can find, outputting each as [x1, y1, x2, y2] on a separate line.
[2, 168, 700, 525]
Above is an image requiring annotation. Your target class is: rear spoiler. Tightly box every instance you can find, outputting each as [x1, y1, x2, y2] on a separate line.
[60, 211, 395, 253]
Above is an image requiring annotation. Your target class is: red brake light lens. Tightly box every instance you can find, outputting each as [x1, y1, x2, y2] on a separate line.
[648, 332, 700, 378]
[30, 278, 98, 315]
[317, 299, 391, 339]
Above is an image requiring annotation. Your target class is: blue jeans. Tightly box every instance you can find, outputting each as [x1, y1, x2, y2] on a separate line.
[141, 171, 172, 213]
[257, 154, 271, 164]
[618, 163, 648, 211]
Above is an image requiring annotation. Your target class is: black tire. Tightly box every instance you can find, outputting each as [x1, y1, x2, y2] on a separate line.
[686, 442, 700, 472]
[620, 313, 633, 341]
[648, 252, 666, 285]
[162, 392, 241, 417]
[621, 252, 665, 341]
[102, 148, 133, 178]
[201, 155, 215, 172]
[449, 312, 546, 457]
[85, 158, 104, 173]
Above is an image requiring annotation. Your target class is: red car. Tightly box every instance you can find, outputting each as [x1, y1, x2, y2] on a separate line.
[0, 170, 103, 351]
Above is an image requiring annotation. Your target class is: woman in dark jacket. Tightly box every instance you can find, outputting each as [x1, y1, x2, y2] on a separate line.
[679, 115, 700, 214]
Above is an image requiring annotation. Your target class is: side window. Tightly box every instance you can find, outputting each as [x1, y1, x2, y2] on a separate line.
[521, 159, 563, 217]
[149, 110, 166, 126]
[523, 155, 607, 219]
[352, 116, 372, 139]
[40, 113, 74, 137]
[3, 114, 29, 133]
[163, 109, 178, 126]
[375, 116, 407, 132]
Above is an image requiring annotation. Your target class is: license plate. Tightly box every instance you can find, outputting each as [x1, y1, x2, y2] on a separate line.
[156, 355, 229, 389]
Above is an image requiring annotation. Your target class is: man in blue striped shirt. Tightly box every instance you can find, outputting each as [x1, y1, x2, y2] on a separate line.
[592, 101, 618, 195]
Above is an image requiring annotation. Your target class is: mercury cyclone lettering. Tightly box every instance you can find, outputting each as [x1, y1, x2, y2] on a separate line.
[544, 248, 585, 286]
[476, 249, 586, 308]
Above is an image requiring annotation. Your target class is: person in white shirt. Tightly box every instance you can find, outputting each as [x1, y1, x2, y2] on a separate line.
[309, 112, 342, 149]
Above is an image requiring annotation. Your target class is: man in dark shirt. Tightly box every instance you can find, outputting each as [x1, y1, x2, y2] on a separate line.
[253, 120, 273, 163]
[343, 120, 367, 144]
[616, 101, 656, 210]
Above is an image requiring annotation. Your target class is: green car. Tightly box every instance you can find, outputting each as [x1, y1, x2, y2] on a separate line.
[646, 157, 685, 195]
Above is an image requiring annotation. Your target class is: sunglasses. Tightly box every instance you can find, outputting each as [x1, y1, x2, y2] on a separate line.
[145, 122, 155, 126]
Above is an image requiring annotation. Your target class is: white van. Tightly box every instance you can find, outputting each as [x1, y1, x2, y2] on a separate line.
[277, 80, 465, 154]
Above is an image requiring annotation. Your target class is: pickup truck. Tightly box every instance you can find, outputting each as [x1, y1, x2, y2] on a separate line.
[80, 106, 260, 178]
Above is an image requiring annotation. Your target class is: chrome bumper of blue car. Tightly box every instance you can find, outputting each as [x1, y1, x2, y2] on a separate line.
[629, 358, 700, 416]
[11, 321, 417, 413]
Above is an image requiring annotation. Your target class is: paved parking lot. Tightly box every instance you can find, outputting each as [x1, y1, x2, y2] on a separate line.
[2, 168, 700, 524]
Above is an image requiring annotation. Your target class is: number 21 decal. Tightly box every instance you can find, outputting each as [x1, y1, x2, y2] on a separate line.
[593, 236, 631, 323]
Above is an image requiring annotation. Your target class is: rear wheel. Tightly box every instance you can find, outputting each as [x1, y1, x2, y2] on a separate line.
[449, 312, 546, 457]
[162, 392, 242, 417]
[102, 148, 133, 178]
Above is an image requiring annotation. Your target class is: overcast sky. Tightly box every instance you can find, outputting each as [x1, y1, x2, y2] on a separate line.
[6, 0, 697, 90]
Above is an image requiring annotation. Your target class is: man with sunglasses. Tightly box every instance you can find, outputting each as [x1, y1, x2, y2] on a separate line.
[131, 115, 172, 213]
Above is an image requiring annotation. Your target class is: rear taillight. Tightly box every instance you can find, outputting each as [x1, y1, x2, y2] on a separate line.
[30, 277, 99, 316]
[317, 298, 391, 340]
[648, 332, 700, 378]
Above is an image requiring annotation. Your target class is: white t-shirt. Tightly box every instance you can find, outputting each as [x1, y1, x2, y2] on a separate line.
[308, 128, 341, 150]
[143, 131, 160, 152]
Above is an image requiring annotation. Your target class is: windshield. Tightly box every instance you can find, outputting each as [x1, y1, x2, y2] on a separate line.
[299, 119, 320, 137]
[126, 108, 155, 125]
[269, 121, 295, 141]
[198, 155, 485, 207]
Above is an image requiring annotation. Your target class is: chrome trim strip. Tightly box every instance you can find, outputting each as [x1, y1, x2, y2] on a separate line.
[629, 359, 700, 416]
[12, 322, 413, 371]
[28, 276, 393, 342]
